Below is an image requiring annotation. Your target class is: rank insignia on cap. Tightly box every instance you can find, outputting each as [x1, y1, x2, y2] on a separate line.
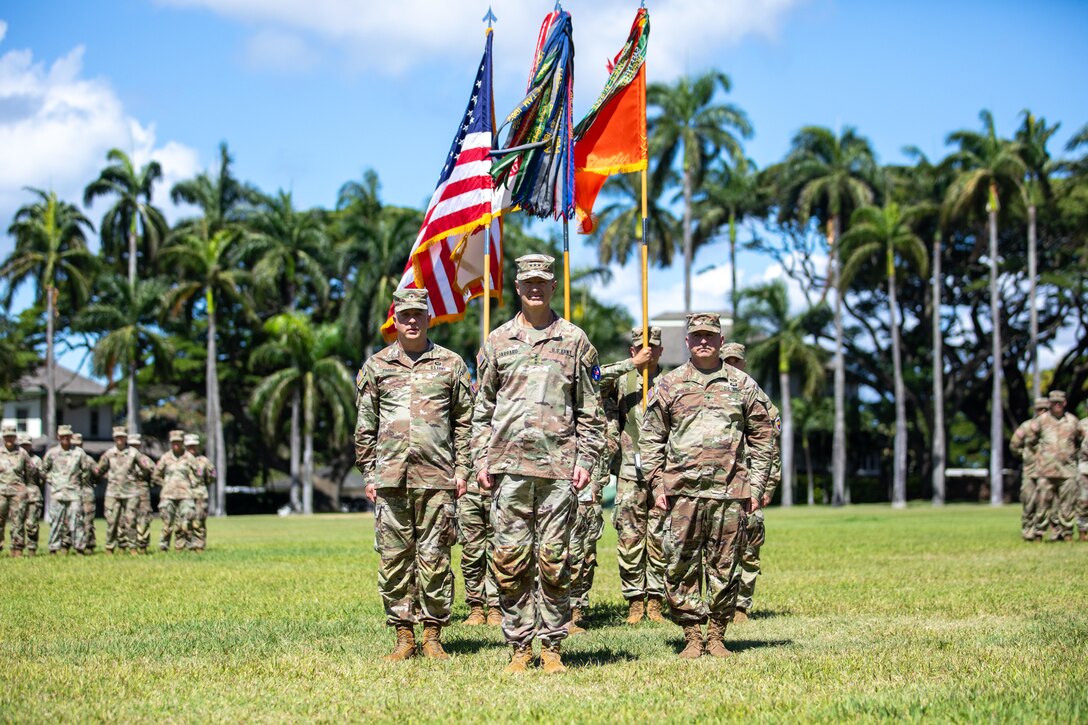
[591, 365, 601, 381]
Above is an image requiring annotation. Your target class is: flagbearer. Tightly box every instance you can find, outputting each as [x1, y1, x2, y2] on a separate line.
[355, 288, 474, 662]
[472, 254, 605, 674]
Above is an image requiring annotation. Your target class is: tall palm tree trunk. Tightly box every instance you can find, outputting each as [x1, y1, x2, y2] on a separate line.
[803, 434, 815, 505]
[206, 301, 227, 516]
[45, 286, 57, 446]
[931, 231, 946, 505]
[682, 165, 694, 312]
[887, 257, 907, 508]
[987, 199, 1004, 505]
[729, 209, 738, 316]
[830, 215, 847, 506]
[127, 360, 140, 434]
[128, 217, 138, 288]
[779, 367, 794, 507]
[1027, 205, 1039, 401]
[302, 374, 315, 515]
[290, 392, 302, 512]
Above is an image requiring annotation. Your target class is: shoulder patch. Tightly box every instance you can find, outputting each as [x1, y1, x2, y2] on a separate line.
[774, 415, 782, 433]
[591, 365, 601, 381]
[355, 368, 365, 389]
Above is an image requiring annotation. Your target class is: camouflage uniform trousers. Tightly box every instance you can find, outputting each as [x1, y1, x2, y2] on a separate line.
[374, 488, 457, 627]
[0, 491, 28, 552]
[1019, 477, 1039, 540]
[570, 501, 604, 610]
[79, 488, 97, 552]
[136, 490, 153, 551]
[23, 493, 43, 553]
[613, 476, 667, 601]
[663, 495, 748, 626]
[1056, 476, 1080, 538]
[48, 499, 84, 552]
[456, 491, 499, 608]
[192, 499, 209, 550]
[491, 474, 576, 646]
[734, 508, 765, 612]
[158, 498, 196, 551]
[104, 495, 140, 551]
[1032, 478, 1067, 540]
[1077, 472, 1088, 535]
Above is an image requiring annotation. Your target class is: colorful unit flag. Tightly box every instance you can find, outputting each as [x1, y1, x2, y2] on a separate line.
[573, 7, 649, 234]
[380, 30, 502, 342]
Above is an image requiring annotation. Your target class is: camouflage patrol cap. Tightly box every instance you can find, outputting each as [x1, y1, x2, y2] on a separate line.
[686, 312, 721, 336]
[168, 429, 185, 443]
[1, 423, 16, 437]
[1048, 390, 1066, 403]
[183, 434, 200, 447]
[57, 424, 73, 437]
[1034, 397, 1049, 409]
[71, 433, 83, 446]
[515, 254, 556, 281]
[129, 434, 143, 446]
[392, 288, 429, 313]
[112, 426, 128, 439]
[630, 326, 663, 347]
[721, 342, 746, 361]
[16, 433, 31, 446]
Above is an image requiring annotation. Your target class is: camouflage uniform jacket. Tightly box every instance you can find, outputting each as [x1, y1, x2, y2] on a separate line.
[97, 446, 151, 499]
[598, 358, 665, 481]
[191, 455, 215, 501]
[641, 361, 774, 501]
[26, 453, 43, 502]
[0, 445, 30, 496]
[42, 446, 92, 502]
[133, 452, 154, 492]
[762, 403, 783, 500]
[1009, 418, 1038, 479]
[355, 341, 474, 490]
[471, 313, 605, 480]
[153, 450, 198, 500]
[1029, 412, 1082, 479]
[1079, 418, 1088, 475]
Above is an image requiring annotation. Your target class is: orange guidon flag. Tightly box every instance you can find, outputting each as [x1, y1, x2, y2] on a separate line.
[573, 7, 649, 235]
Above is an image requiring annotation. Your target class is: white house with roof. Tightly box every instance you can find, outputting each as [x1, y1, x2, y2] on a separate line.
[1, 364, 114, 454]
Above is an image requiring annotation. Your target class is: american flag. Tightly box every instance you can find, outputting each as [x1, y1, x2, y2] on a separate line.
[380, 30, 502, 341]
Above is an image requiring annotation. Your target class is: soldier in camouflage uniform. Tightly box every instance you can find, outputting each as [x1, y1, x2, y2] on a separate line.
[1077, 416, 1088, 541]
[42, 425, 92, 554]
[472, 254, 605, 674]
[0, 423, 31, 556]
[1010, 398, 1049, 541]
[598, 326, 668, 625]
[68, 432, 98, 554]
[98, 426, 151, 554]
[1027, 391, 1082, 542]
[128, 434, 155, 553]
[355, 288, 474, 661]
[185, 434, 214, 551]
[154, 430, 199, 552]
[17, 433, 44, 556]
[458, 465, 502, 627]
[641, 313, 774, 659]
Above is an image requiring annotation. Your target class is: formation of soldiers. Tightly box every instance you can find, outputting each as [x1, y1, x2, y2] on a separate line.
[1010, 390, 1088, 542]
[0, 425, 215, 556]
[354, 254, 782, 672]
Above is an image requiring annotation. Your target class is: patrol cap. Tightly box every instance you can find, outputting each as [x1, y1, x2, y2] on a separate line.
[1048, 390, 1066, 403]
[515, 254, 556, 282]
[686, 312, 722, 336]
[392, 288, 429, 313]
[722, 342, 746, 361]
[183, 434, 200, 447]
[57, 424, 73, 437]
[112, 426, 128, 439]
[129, 434, 143, 446]
[16, 433, 31, 447]
[630, 326, 663, 347]
[1, 423, 16, 437]
[168, 429, 185, 443]
[1034, 397, 1049, 410]
[71, 433, 83, 445]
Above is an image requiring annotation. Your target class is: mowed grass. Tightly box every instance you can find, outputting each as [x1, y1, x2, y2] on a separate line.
[2, 504, 1086, 723]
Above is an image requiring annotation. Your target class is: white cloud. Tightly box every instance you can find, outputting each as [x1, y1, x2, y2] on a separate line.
[0, 29, 202, 255]
[244, 28, 319, 73]
[589, 259, 737, 324]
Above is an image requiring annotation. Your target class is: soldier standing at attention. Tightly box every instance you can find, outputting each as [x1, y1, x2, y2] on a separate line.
[597, 327, 667, 625]
[98, 426, 150, 554]
[355, 288, 474, 661]
[71, 432, 98, 554]
[154, 430, 198, 552]
[641, 313, 774, 659]
[128, 434, 155, 554]
[472, 254, 605, 674]
[185, 434, 214, 552]
[0, 424, 30, 557]
[1029, 391, 1082, 542]
[1077, 415, 1088, 541]
[42, 425, 91, 555]
[458, 446, 502, 628]
[17, 433, 44, 556]
[1010, 398, 1049, 541]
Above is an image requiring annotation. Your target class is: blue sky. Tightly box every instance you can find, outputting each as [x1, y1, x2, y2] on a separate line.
[2, 0, 1086, 355]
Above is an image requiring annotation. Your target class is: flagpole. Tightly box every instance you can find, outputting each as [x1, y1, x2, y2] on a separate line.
[641, 170, 649, 408]
[483, 224, 492, 337]
[563, 219, 571, 320]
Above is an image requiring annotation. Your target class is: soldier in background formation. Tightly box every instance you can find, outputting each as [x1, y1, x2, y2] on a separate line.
[1022, 391, 1084, 542]
[42, 425, 91, 554]
[155, 429, 200, 552]
[130, 434, 156, 553]
[186, 434, 214, 552]
[18, 433, 43, 556]
[71, 432, 97, 554]
[0, 424, 31, 557]
[1010, 398, 1050, 541]
[568, 402, 615, 634]
[98, 426, 151, 554]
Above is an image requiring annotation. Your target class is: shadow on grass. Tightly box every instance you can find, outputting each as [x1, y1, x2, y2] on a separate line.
[443, 635, 506, 655]
[563, 647, 641, 668]
[750, 608, 792, 620]
[583, 601, 636, 627]
[665, 636, 793, 656]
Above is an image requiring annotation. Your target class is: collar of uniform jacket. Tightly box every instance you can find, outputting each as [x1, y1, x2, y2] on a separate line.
[677, 360, 745, 388]
[384, 340, 437, 366]
[505, 312, 565, 345]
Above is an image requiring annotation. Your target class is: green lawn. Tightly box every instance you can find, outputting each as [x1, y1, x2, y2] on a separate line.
[2, 504, 1085, 722]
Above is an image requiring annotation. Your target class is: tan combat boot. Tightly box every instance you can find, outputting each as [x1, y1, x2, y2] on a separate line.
[679, 624, 704, 659]
[486, 607, 503, 627]
[540, 641, 566, 674]
[568, 607, 586, 634]
[733, 608, 750, 624]
[420, 624, 449, 660]
[382, 626, 417, 662]
[504, 643, 533, 673]
[11, 549, 22, 558]
[705, 618, 732, 658]
[625, 598, 645, 625]
[1081, 531, 1088, 542]
[463, 604, 487, 626]
[646, 597, 667, 623]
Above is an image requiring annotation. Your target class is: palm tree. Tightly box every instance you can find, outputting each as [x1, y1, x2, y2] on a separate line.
[944, 110, 1026, 505]
[778, 126, 878, 506]
[647, 71, 752, 311]
[83, 148, 167, 288]
[1, 189, 95, 446]
[1015, 111, 1059, 401]
[736, 280, 828, 507]
[586, 171, 679, 269]
[792, 396, 833, 505]
[839, 202, 929, 508]
[248, 190, 331, 313]
[250, 313, 356, 515]
[170, 142, 256, 236]
[162, 226, 252, 517]
[694, 156, 763, 314]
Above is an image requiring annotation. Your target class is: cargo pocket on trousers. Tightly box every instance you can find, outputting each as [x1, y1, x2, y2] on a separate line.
[441, 502, 458, 548]
[373, 502, 385, 553]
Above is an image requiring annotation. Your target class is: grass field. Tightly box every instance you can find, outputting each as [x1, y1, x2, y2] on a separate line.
[2, 503, 1086, 723]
